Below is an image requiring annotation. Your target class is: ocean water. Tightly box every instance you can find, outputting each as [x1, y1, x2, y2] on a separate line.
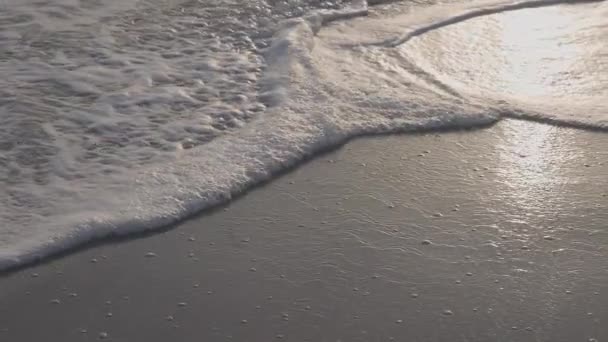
[0, 0, 606, 270]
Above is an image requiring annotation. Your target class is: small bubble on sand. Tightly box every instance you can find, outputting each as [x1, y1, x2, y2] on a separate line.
[242, 237, 250, 243]
[31, 273, 39, 278]
[276, 334, 285, 339]
[90, 258, 98, 263]
[455, 280, 462, 284]
[395, 319, 403, 324]
[466, 272, 473, 277]
[249, 267, 257, 272]
[372, 275, 379, 279]
[145, 252, 157, 258]
[193, 283, 200, 288]
[188, 237, 196, 241]
[99, 332, 109, 339]
[421, 240, 432, 245]
[207, 291, 213, 295]
[178, 302, 187, 307]
[79, 329, 87, 334]
[589, 339, 598, 342]
[50, 299, 61, 304]
[69, 293, 78, 298]
[241, 320, 248, 324]
[410, 293, 419, 298]
[166, 315, 174, 321]
[543, 236, 555, 240]
[525, 327, 533, 331]
[105, 301, 112, 305]
[442, 309, 454, 316]
[256, 306, 262, 309]
[280, 274, 286, 279]
[106, 313, 113, 318]
[432, 212, 443, 218]
[566, 290, 572, 294]
[305, 305, 311, 310]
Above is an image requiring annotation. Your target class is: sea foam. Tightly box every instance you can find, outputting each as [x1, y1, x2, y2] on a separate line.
[1, 0, 606, 270]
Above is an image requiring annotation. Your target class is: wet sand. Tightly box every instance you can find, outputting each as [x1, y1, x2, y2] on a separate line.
[1, 119, 607, 342]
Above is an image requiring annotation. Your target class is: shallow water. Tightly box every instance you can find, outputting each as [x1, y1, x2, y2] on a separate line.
[0, 0, 606, 269]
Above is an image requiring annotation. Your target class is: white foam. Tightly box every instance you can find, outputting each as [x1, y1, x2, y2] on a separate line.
[1, 0, 606, 270]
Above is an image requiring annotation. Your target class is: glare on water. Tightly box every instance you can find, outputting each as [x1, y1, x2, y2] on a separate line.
[405, 3, 605, 101]
[496, 6, 590, 98]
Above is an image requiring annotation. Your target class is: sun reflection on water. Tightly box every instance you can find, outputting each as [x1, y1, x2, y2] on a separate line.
[495, 120, 571, 211]
[391, 3, 607, 213]
[496, 6, 583, 99]
[405, 3, 603, 101]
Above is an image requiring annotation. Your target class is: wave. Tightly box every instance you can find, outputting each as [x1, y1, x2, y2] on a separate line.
[1, 0, 606, 271]
[381, 0, 605, 47]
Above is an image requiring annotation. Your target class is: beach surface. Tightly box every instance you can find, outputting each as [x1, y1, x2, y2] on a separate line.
[1, 119, 607, 341]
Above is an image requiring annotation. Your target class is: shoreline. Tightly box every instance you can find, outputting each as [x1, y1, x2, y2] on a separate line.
[1, 119, 607, 341]
[0, 120, 498, 276]
[5, 115, 607, 276]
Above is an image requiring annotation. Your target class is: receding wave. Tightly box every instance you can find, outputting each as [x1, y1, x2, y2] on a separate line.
[1, 0, 606, 270]
[381, 0, 604, 46]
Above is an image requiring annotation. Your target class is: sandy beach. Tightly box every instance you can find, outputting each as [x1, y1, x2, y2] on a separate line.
[1, 119, 607, 342]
